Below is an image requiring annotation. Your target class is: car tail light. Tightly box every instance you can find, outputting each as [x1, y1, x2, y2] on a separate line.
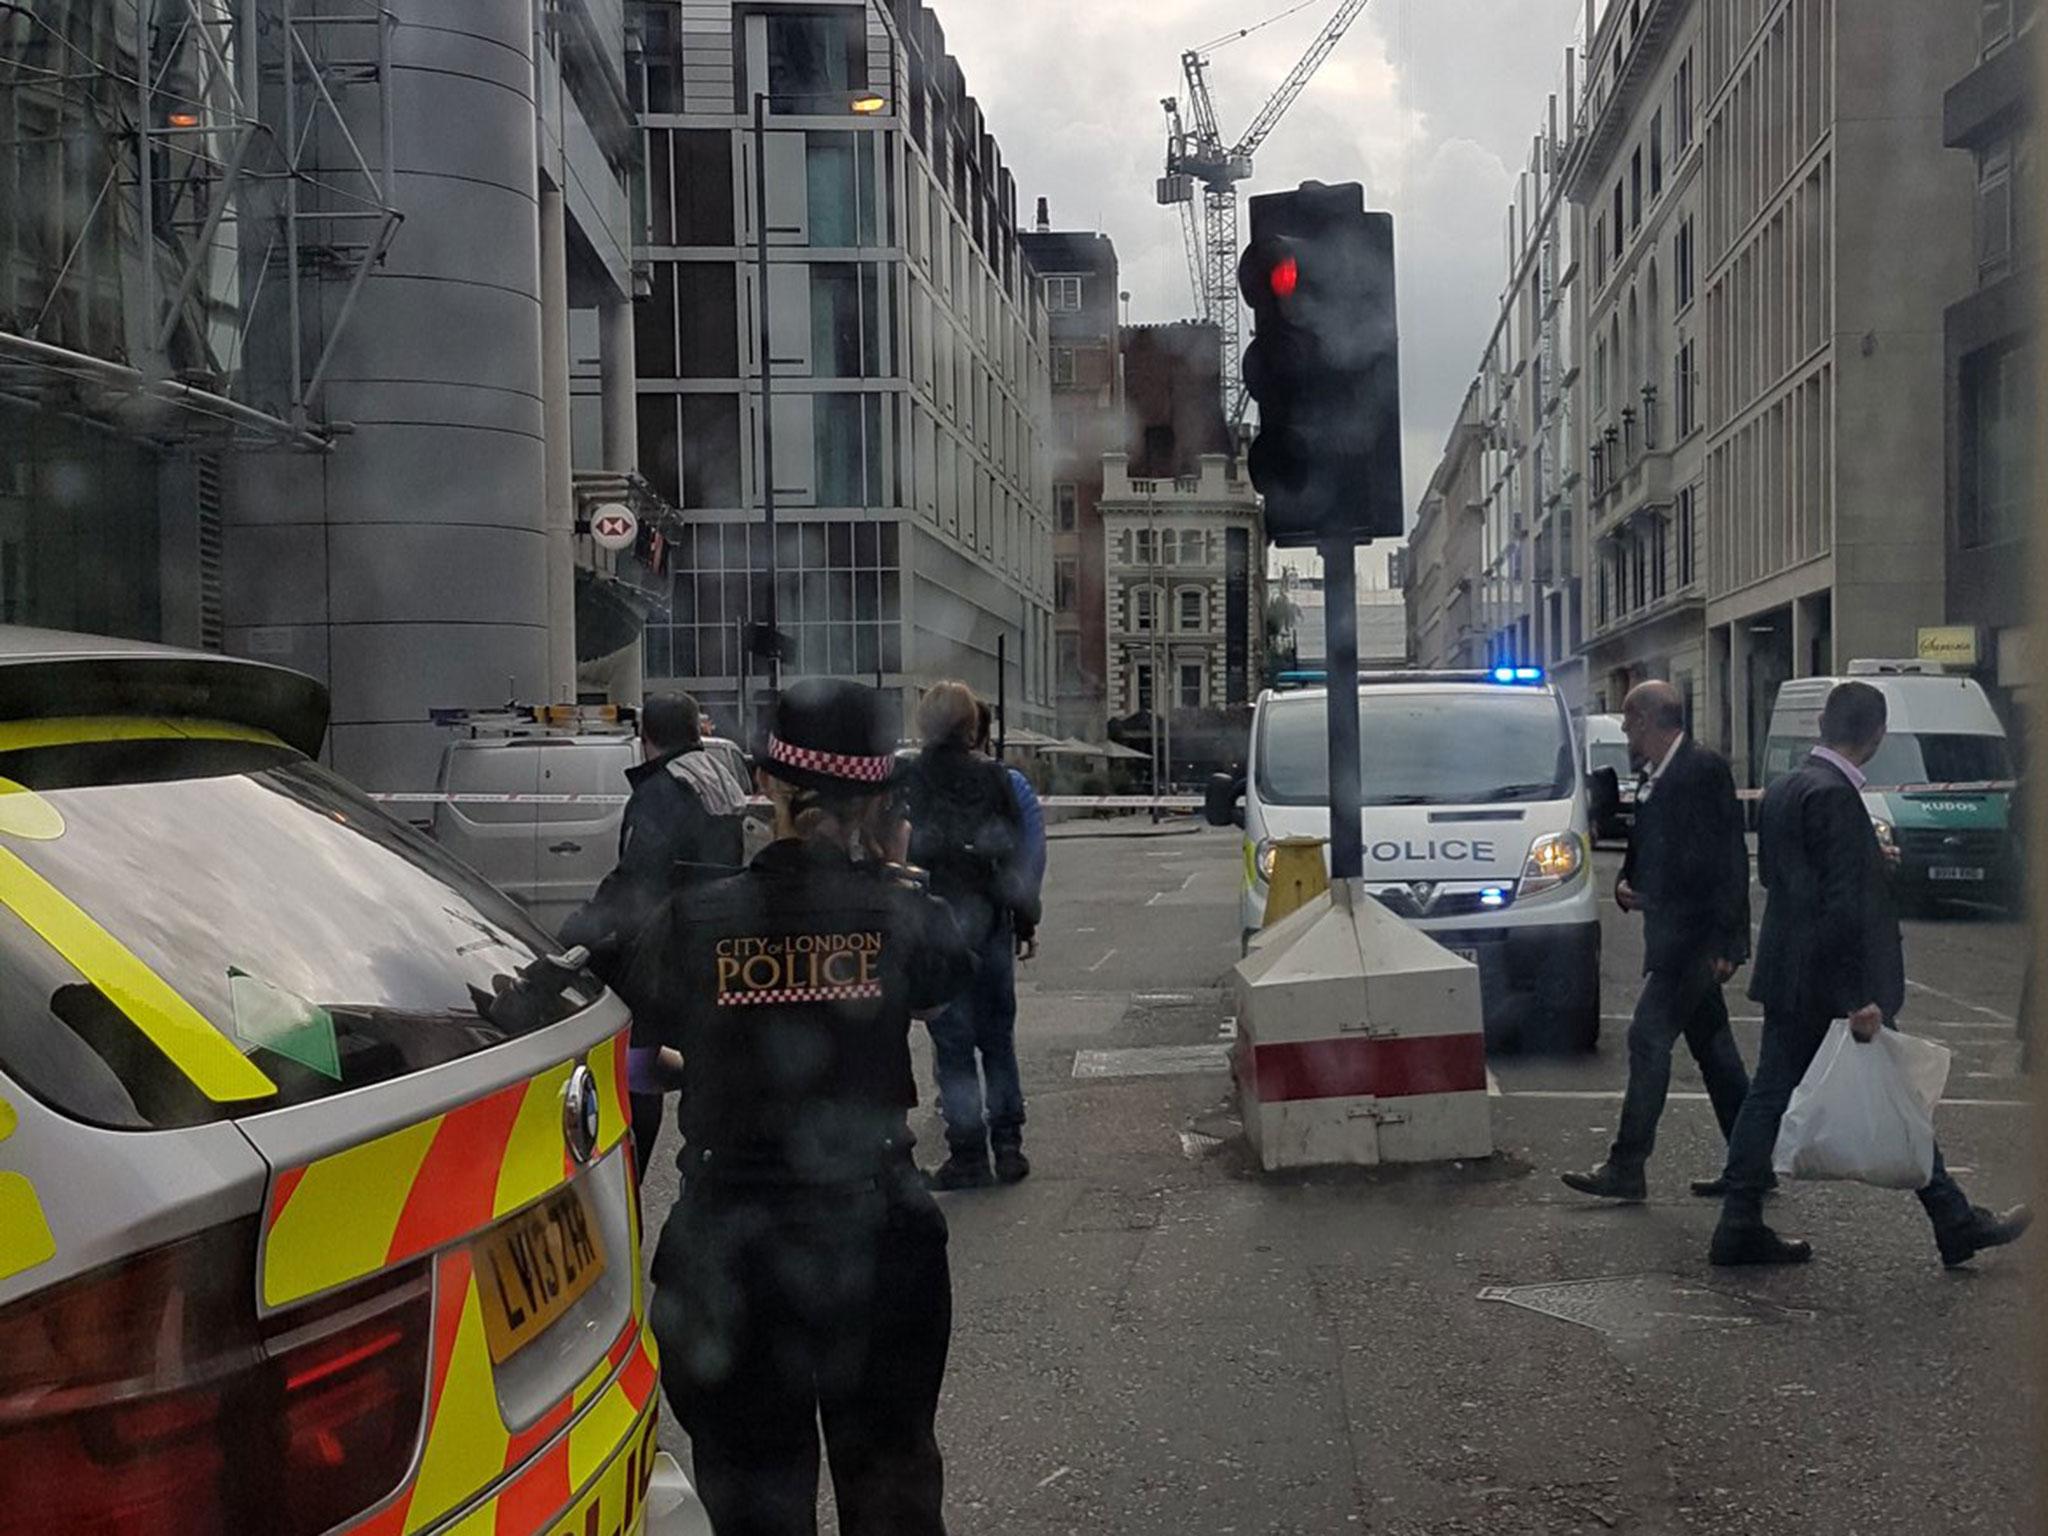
[0, 1219, 431, 1536]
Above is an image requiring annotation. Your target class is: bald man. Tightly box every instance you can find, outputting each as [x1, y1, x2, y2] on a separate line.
[1562, 682, 1754, 1202]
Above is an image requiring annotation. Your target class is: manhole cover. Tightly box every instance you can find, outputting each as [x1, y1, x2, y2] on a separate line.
[1478, 1274, 1814, 1341]
[1073, 1045, 1230, 1079]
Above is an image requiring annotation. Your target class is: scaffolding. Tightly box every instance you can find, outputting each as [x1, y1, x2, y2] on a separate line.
[0, 0, 399, 449]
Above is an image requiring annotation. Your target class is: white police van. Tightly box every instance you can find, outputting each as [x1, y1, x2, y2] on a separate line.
[1210, 668, 1601, 1052]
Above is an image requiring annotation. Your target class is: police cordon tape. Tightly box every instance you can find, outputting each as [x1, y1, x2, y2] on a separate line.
[368, 791, 1210, 811]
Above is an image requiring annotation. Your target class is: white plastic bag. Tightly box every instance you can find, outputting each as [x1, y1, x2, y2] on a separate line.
[1772, 1020, 1952, 1189]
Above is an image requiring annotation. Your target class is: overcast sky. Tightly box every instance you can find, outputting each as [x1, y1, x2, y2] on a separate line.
[934, 0, 1589, 555]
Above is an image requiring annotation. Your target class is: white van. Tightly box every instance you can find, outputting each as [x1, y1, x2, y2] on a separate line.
[1213, 670, 1601, 1052]
[1582, 713, 1636, 844]
[1762, 660, 2019, 909]
[432, 731, 642, 937]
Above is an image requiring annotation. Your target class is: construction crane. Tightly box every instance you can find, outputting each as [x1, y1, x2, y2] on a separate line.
[1159, 0, 1373, 426]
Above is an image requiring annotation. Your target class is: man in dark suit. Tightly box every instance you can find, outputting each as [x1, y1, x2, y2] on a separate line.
[1710, 681, 2032, 1266]
[1562, 681, 1752, 1202]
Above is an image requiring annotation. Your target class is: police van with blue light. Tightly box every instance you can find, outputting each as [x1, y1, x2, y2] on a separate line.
[1208, 666, 1601, 1053]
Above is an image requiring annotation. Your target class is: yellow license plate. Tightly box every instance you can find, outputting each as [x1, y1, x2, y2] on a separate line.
[546, 1408, 660, 1536]
[475, 1183, 608, 1364]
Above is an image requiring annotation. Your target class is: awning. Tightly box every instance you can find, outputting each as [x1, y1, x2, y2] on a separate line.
[576, 565, 664, 664]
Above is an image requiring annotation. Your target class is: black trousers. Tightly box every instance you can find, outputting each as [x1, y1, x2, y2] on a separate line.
[1608, 954, 1752, 1171]
[630, 1092, 666, 1181]
[650, 1166, 952, 1536]
[1718, 1005, 1975, 1238]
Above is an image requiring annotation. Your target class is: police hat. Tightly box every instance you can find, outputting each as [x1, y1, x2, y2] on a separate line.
[758, 677, 904, 794]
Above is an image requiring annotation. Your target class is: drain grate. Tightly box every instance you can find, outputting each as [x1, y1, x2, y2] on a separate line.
[1479, 1274, 1815, 1341]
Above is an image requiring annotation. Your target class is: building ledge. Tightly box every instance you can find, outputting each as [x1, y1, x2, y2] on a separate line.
[1945, 39, 2033, 150]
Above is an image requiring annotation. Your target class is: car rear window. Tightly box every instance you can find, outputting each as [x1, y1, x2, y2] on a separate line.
[0, 736, 603, 1129]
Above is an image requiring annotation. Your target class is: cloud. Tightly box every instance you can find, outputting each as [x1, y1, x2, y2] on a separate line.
[931, 0, 1586, 517]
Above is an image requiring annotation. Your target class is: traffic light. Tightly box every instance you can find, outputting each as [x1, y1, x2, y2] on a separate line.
[1238, 181, 1402, 549]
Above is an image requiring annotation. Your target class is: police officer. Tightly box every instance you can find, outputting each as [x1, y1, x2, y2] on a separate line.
[620, 678, 974, 1536]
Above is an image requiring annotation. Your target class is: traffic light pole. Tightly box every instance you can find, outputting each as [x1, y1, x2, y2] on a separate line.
[1321, 536, 1364, 881]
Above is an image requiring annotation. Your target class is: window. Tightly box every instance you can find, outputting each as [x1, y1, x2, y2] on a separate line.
[1674, 50, 1695, 151]
[813, 394, 878, 507]
[1593, 216, 1607, 286]
[1612, 182, 1624, 257]
[1630, 148, 1643, 229]
[1054, 483, 1078, 531]
[1677, 483, 1698, 587]
[1675, 217, 1696, 310]
[1132, 529, 1156, 566]
[637, 262, 739, 380]
[1051, 346, 1076, 385]
[1961, 340, 2033, 548]
[762, 10, 866, 110]
[1133, 661, 1154, 714]
[1054, 559, 1078, 613]
[810, 263, 863, 377]
[1178, 663, 1204, 710]
[807, 134, 876, 247]
[1979, 138, 2016, 282]
[1056, 634, 1081, 681]
[1650, 111, 1664, 198]
[1044, 275, 1083, 312]
[1179, 531, 1205, 564]
[1650, 516, 1669, 601]
[1132, 585, 1156, 631]
[1054, 411, 1078, 447]
[1177, 588, 1203, 631]
[1675, 338, 1699, 437]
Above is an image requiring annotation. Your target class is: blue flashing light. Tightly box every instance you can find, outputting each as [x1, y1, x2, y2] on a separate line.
[1491, 667, 1517, 684]
[1490, 665, 1546, 685]
[1479, 887, 1508, 908]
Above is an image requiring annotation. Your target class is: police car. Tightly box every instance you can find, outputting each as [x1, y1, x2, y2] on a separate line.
[1212, 668, 1601, 1053]
[0, 630, 702, 1533]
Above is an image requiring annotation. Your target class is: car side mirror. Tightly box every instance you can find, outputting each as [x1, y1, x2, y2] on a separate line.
[1587, 766, 1621, 825]
[1205, 772, 1244, 829]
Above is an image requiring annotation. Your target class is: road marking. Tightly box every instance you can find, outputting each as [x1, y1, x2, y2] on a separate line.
[1075, 926, 1098, 933]
[1499, 1088, 2029, 1108]
[1086, 948, 1117, 973]
[1144, 873, 1199, 906]
[1906, 977, 2011, 1022]
[1074, 1045, 1229, 1079]
[1486, 1069, 1502, 1098]
[1133, 992, 1195, 1004]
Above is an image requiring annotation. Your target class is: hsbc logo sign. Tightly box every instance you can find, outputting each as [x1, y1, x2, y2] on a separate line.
[589, 504, 638, 551]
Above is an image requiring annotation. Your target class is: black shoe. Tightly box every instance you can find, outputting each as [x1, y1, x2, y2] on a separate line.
[1709, 1222, 1813, 1266]
[1559, 1163, 1647, 1202]
[993, 1144, 1031, 1184]
[1690, 1173, 1780, 1198]
[1938, 1204, 2034, 1268]
[925, 1151, 994, 1191]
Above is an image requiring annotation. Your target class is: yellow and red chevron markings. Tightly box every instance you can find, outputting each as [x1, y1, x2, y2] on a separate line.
[257, 1029, 656, 1536]
[262, 1033, 631, 1309]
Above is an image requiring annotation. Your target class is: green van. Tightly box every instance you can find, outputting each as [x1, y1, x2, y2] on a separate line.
[1761, 660, 2019, 912]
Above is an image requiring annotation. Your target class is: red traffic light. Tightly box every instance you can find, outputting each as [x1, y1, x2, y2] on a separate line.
[1270, 255, 1299, 299]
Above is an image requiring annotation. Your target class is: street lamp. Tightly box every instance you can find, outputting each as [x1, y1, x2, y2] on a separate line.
[750, 87, 889, 697]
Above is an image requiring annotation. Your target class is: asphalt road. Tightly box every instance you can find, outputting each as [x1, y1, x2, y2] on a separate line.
[647, 825, 2037, 1534]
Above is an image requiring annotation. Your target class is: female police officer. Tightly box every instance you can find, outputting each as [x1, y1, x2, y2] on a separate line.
[619, 678, 974, 1535]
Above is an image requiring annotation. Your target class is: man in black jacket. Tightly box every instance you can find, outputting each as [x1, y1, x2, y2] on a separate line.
[561, 692, 748, 1170]
[908, 680, 1042, 1189]
[1709, 681, 2031, 1267]
[1563, 681, 1753, 1202]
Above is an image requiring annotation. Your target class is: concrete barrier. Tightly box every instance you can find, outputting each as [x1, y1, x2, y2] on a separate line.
[1233, 879, 1492, 1170]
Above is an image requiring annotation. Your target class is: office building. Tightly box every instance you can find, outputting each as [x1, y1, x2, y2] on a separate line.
[627, 0, 1055, 732]
[2, 0, 640, 789]
[1018, 211, 1119, 739]
[1693, 0, 1974, 781]
[1941, 0, 2036, 726]
[1406, 383, 1488, 671]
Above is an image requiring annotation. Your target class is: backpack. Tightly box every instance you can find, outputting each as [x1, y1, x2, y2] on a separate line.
[907, 748, 1021, 920]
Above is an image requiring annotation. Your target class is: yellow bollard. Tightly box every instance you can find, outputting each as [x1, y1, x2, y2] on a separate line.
[1261, 836, 1331, 928]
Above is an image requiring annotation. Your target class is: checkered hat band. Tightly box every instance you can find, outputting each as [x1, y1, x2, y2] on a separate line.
[766, 734, 895, 784]
[717, 981, 885, 1007]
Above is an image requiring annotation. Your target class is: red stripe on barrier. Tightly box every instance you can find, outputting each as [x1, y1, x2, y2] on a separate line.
[1248, 1032, 1487, 1104]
